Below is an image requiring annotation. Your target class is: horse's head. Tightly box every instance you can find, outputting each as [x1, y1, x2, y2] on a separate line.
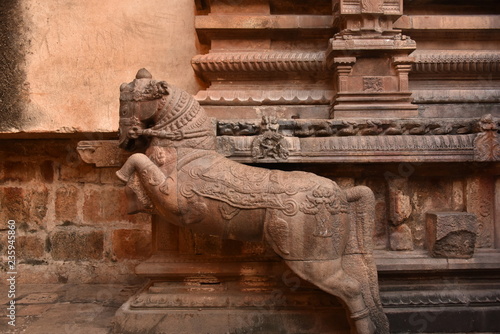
[118, 68, 170, 151]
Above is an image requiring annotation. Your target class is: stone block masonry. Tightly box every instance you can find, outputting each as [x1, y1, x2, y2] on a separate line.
[0, 139, 152, 284]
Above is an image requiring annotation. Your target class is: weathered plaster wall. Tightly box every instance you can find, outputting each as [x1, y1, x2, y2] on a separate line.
[0, 0, 201, 133]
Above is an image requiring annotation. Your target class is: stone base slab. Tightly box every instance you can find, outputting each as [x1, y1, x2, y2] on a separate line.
[113, 279, 350, 334]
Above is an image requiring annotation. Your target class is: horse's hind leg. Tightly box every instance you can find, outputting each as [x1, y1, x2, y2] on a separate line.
[285, 259, 375, 334]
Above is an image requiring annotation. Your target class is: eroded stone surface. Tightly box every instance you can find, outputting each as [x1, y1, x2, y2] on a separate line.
[426, 212, 477, 259]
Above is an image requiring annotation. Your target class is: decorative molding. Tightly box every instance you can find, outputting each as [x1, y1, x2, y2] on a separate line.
[381, 290, 500, 307]
[251, 116, 289, 161]
[474, 114, 500, 161]
[413, 90, 500, 103]
[195, 89, 334, 106]
[338, 0, 403, 15]
[218, 134, 477, 163]
[412, 50, 500, 74]
[192, 51, 327, 77]
[217, 118, 483, 137]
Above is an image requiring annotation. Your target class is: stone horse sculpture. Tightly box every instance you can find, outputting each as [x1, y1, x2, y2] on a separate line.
[116, 69, 389, 334]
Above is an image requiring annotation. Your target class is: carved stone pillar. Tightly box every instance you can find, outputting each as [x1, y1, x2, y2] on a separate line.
[327, 0, 418, 118]
[330, 57, 357, 93]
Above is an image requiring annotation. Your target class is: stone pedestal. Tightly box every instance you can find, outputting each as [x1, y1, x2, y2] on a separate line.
[114, 259, 350, 334]
[114, 280, 350, 334]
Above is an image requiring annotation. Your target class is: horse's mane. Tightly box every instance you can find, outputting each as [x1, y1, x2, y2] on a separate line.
[150, 85, 215, 150]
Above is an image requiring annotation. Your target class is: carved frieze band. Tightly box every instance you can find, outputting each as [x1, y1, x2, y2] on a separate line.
[192, 51, 327, 77]
[218, 134, 477, 163]
[217, 118, 485, 137]
[412, 50, 500, 74]
[195, 89, 334, 106]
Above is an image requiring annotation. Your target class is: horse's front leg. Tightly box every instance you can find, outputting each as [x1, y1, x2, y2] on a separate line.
[116, 153, 162, 183]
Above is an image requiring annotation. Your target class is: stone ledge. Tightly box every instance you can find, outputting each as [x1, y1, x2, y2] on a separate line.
[195, 14, 335, 42]
[195, 15, 334, 30]
[133, 249, 500, 278]
[395, 15, 500, 30]
[374, 249, 500, 272]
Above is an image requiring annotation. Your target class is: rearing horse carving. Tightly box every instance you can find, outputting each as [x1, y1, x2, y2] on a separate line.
[116, 69, 389, 334]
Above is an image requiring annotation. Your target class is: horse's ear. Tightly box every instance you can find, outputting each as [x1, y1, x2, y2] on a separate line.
[156, 81, 169, 95]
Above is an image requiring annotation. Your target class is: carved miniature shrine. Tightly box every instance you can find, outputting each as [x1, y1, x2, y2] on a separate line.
[76, 0, 500, 333]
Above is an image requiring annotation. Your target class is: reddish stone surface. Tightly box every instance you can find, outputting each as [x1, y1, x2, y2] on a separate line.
[99, 167, 124, 185]
[83, 187, 128, 223]
[49, 230, 104, 260]
[58, 157, 100, 183]
[17, 235, 46, 260]
[1, 161, 37, 182]
[55, 185, 79, 223]
[0, 187, 29, 228]
[112, 229, 152, 260]
[466, 176, 495, 248]
[39, 160, 54, 183]
[31, 185, 49, 222]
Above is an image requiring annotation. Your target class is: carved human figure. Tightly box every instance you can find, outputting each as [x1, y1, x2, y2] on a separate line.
[116, 69, 389, 334]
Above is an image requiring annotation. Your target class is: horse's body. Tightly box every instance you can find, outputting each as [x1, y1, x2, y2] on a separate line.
[117, 69, 389, 334]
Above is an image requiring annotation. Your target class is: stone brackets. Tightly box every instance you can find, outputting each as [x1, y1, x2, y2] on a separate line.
[77, 140, 130, 167]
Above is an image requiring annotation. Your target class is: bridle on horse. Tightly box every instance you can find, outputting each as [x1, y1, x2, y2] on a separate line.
[127, 126, 212, 141]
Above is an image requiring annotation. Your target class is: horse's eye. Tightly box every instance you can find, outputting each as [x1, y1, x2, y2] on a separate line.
[120, 104, 129, 117]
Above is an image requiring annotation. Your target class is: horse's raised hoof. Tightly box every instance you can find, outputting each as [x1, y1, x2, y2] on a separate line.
[116, 170, 129, 183]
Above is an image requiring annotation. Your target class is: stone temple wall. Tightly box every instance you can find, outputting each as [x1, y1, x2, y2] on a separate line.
[1, 0, 500, 332]
[1, 138, 497, 283]
[0, 139, 151, 283]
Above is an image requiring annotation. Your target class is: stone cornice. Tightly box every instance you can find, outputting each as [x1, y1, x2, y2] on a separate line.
[412, 50, 500, 74]
[192, 51, 327, 80]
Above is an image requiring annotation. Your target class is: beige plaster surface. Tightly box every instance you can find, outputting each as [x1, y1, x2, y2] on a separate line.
[11, 0, 201, 134]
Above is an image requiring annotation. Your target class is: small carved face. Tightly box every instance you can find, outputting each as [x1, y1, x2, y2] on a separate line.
[118, 73, 170, 151]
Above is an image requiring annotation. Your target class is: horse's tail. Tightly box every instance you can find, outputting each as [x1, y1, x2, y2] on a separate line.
[344, 186, 389, 334]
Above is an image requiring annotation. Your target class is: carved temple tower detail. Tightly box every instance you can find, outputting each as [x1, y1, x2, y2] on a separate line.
[327, 0, 418, 118]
